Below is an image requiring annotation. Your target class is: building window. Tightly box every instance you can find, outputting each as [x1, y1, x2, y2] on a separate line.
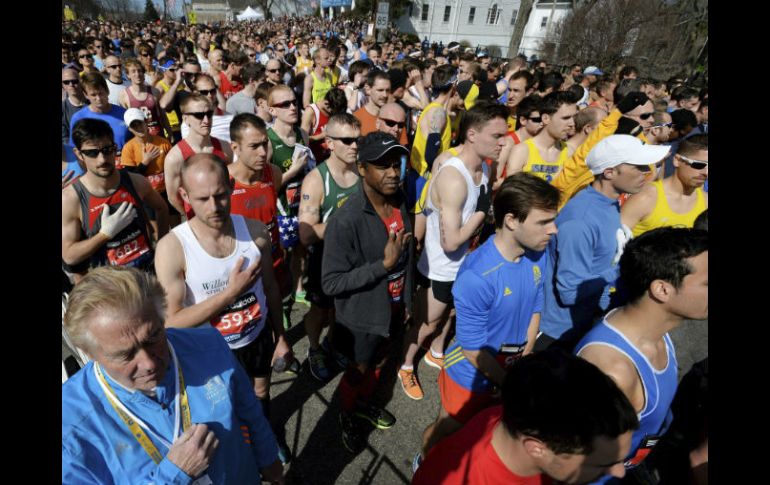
[422, 3, 429, 21]
[487, 4, 501, 25]
[468, 6, 476, 24]
[511, 9, 518, 26]
[444, 5, 451, 22]
[541, 16, 548, 28]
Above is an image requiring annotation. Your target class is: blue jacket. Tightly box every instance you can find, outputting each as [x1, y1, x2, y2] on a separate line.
[62, 327, 278, 485]
[541, 185, 621, 339]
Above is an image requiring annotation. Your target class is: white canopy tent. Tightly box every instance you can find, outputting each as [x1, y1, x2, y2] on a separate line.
[236, 6, 264, 21]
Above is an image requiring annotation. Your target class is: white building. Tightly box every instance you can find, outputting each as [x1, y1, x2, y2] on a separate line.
[396, 1, 523, 58]
[518, 0, 573, 59]
[394, 0, 574, 59]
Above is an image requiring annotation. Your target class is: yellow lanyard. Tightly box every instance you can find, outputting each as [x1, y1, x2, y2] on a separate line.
[94, 342, 191, 464]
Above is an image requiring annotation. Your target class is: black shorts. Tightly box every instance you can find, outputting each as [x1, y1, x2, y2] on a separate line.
[416, 272, 455, 305]
[334, 307, 405, 366]
[231, 325, 274, 379]
[305, 244, 334, 309]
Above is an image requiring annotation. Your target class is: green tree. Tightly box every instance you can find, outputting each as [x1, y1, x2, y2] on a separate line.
[143, 0, 160, 21]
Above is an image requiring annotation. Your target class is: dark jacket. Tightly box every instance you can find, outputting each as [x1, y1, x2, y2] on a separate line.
[322, 183, 415, 337]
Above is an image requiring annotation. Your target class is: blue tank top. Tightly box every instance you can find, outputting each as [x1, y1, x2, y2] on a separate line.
[575, 317, 678, 482]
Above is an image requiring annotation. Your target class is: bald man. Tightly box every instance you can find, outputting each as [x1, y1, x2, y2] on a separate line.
[376, 102, 407, 141]
[103, 55, 128, 105]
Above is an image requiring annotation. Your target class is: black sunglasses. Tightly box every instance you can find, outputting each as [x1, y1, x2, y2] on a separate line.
[184, 110, 215, 120]
[106, 64, 122, 69]
[79, 144, 116, 158]
[677, 154, 708, 170]
[79, 54, 93, 59]
[527, 116, 542, 123]
[140, 52, 151, 57]
[62, 79, 80, 86]
[380, 118, 405, 129]
[328, 135, 358, 145]
[267, 68, 281, 73]
[197, 88, 217, 96]
[638, 112, 654, 120]
[271, 99, 295, 109]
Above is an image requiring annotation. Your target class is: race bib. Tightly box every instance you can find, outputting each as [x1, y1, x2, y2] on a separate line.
[146, 172, 165, 193]
[210, 291, 263, 343]
[106, 229, 152, 267]
[495, 343, 526, 369]
[624, 435, 660, 468]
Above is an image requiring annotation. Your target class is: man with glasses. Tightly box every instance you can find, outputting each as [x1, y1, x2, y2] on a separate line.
[536, 135, 671, 352]
[644, 111, 673, 146]
[376, 103, 407, 141]
[62, 68, 88, 148]
[264, 59, 283, 88]
[62, 118, 168, 279]
[321, 132, 414, 452]
[506, 91, 577, 182]
[622, 134, 707, 236]
[136, 42, 160, 86]
[103, 55, 128, 105]
[89, 38, 106, 70]
[298, 113, 362, 382]
[267, 85, 311, 312]
[179, 73, 233, 142]
[158, 59, 201, 131]
[164, 94, 233, 219]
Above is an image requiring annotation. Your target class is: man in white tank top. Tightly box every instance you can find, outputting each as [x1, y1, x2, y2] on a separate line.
[398, 103, 509, 401]
[154, 153, 294, 461]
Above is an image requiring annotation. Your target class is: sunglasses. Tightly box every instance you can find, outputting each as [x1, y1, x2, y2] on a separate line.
[184, 110, 215, 120]
[379, 118, 405, 129]
[106, 64, 122, 69]
[79, 144, 117, 158]
[79, 54, 93, 59]
[140, 52, 151, 57]
[62, 79, 80, 86]
[677, 154, 708, 170]
[327, 135, 358, 145]
[197, 88, 217, 96]
[271, 99, 295, 109]
[638, 112, 654, 120]
[267, 68, 281, 73]
[651, 122, 673, 129]
[527, 116, 542, 123]
[167, 67, 178, 72]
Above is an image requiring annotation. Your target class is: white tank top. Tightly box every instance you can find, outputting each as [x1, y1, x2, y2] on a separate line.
[417, 157, 489, 282]
[173, 214, 267, 349]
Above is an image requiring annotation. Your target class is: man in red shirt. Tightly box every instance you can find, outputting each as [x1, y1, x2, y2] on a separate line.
[412, 350, 638, 485]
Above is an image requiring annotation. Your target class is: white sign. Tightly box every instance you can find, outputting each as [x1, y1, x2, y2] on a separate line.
[376, 12, 389, 29]
[378, 2, 389, 14]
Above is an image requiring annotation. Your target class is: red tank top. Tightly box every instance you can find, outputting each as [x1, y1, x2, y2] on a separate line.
[125, 87, 164, 137]
[177, 138, 228, 219]
[218, 71, 243, 99]
[308, 104, 330, 163]
[229, 167, 287, 286]
[72, 171, 153, 269]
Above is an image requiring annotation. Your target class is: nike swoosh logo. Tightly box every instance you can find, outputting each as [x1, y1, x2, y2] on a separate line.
[382, 141, 393, 145]
[275, 144, 284, 149]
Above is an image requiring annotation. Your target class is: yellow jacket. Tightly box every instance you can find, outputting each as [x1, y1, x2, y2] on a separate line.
[552, 110, 649, 209]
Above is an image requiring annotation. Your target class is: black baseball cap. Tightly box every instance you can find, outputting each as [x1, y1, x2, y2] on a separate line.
[357, 132, 409, 164]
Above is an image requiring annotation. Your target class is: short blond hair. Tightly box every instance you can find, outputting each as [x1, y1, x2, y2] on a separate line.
[64, 267, 166, 353]
[267, 84, 293, 106]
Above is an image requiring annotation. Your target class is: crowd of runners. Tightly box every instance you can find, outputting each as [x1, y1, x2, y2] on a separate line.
[61, 14, 708, 485]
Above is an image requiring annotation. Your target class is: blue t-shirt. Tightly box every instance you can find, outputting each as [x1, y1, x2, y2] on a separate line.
[445, 235, 546, 392]
[69, 104, 131, 152]
[62, 327, 278, 485]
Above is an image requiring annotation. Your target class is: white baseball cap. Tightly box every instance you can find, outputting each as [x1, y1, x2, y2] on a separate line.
[124, 108, 145, 127]
[586, 135, 671, 175]
[583, 66, 604, 76]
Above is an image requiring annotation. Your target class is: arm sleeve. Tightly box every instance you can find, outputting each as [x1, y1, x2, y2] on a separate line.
[321, 216, 388, 296]
[453, 270, 494, 351]
[554, 220, 616, 306]
[552, 109, 622, 203]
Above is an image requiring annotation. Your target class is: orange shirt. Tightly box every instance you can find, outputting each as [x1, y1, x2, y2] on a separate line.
[119, 134, 173, 193]
[354, 105, 408, 145]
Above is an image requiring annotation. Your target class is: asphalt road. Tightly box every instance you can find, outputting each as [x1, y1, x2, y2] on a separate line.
[62, 300, 708, 485]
